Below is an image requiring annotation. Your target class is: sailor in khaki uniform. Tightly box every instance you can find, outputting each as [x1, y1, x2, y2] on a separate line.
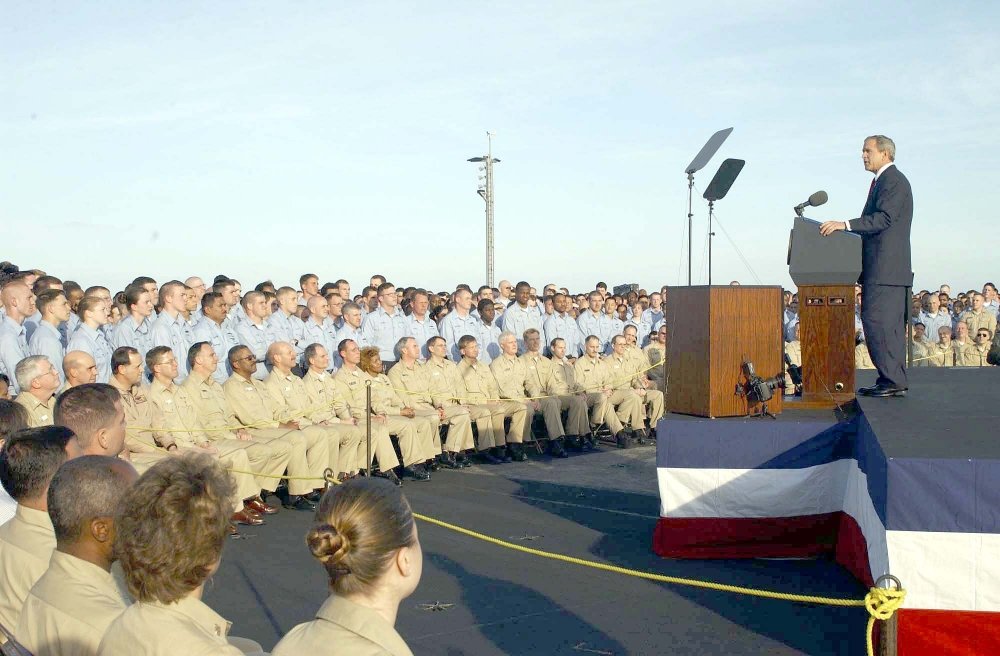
[13, 355, 59, 426]
[17, 456, 136, 656]
[264, 341, 363, 478]
[615, 334, 664, 438]
[109, 348, 167, 473]
[491, 331, 563, 461]
[574, 335, 636, 446]
[182, 342, 293, 502]
[605, 336, 654, 435]
[521, 329, 586, 457]
[335, 339, 433, 481]
[457, 335, 528, 464]
[144, 347, 263, 521]
[548, 337, 598, 450]
[272, 478, 418, 656]
[642, 324, 667, 392]
[423, 336, 492, 457]
[223, 345, 331, 509]
[924, 327, 956, 367]
[98, 455, 261, 656]
[0, 426, 76, 633]
[388, 336, 473, 468]
[959, 293, 997, 337]
[302, 343, 401, 484]
[967, 328, 993, 367]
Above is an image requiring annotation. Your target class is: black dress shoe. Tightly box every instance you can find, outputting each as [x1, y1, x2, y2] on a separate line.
[425, 459, 441, 472]
[508, 444, 528, 462]
[455, 453, 472, 468]
[858, 384, 880, 396]
[615, 432, 634, 449]
[402, 465, 431, 481]
[632, 428, 648, 445]
[492, 446, 513, 463]
[283, 495, 317, 511]
[549, 439, 568, 458]
[479, 450, 502, 464]
[303, 490, 322, 503]
[564, 435, 584, 452]
[374, 469, 402, 486]
[867, 385, 907, 398]
[436, 452, 461, 470]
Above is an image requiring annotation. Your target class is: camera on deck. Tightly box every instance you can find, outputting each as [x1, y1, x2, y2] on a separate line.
[739, 360, 785, 404]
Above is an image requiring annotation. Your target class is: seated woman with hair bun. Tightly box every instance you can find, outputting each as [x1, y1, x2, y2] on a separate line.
[273, 477, 422, 656]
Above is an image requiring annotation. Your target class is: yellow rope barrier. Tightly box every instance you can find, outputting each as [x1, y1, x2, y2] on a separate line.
[411, 512, 904, 656]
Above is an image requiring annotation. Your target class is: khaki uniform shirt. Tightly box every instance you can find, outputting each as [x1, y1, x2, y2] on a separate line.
[784, 340, 802, 388]
[264, 370, 323, 425]
[14, 392, 56, 427]
[17, 551, 127, 656]
[925, 342, 956, 367]
[605, 353, 640, 391]
[549, 357, 584, 395]
[110, 377, 168, 452]
[959, 309, 997, 337]
[457, 359, 501, 403]
[335, 368, 405, 417]
[490, 354, 529, 400]
[181, 373, 245, 438]
[302, 369, 353, 421]
[966, 342, 991, 367]
[98, 596, 243, 656]
[223, 374, 282, 428]
[575, 355, 610, 391]
[954, 341, 981, 367]
[147, 379, 211, 449]
[273, 594, 413, 656]
[387, 361, 435, 408]
[0, 505, 56, 631]
[423, 357, 467, 406]
[519, 352, 554, 397]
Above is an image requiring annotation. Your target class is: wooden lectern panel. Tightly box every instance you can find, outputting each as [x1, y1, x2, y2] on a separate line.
[664, 286, 783, 418]
[797, 284, 856, 406]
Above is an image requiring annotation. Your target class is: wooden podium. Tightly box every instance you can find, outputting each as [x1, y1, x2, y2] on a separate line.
[787, 216, 862, 408]
[664, 286, 784, 418]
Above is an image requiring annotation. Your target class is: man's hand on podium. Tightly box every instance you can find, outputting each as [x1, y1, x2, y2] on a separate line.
[819, 220, 848, 236]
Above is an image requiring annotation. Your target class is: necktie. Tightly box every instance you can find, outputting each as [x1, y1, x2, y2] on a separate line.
[868, 177, 876, 197]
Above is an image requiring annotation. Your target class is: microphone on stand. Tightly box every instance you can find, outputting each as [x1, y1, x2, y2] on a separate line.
[794, 190, 828, 216]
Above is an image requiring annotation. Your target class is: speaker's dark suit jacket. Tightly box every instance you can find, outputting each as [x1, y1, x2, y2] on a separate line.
[847, 164, 913, 286]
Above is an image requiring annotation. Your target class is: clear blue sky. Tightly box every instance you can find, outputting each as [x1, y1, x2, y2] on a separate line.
[3, 2, 997, 294]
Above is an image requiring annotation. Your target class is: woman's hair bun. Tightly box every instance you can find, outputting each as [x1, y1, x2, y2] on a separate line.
[307, 524, 352, 572]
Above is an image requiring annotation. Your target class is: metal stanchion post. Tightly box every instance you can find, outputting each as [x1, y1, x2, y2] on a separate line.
[365, 380, 373, 476]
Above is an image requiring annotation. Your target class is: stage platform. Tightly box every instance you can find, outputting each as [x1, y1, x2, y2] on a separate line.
[206, 445, 870, 655]
[654, 366, 1000, 655]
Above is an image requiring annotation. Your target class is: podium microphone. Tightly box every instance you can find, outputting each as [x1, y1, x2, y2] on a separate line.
[794, 190, 828, 216]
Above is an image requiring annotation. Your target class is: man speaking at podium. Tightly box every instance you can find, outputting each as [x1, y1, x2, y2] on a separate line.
[820, 135, 913, 397]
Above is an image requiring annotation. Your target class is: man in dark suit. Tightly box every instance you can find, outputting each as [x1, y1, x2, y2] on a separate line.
[820, 135, 913, 397]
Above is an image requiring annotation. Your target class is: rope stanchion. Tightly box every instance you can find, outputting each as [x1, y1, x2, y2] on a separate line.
[365, 379, 373, 477]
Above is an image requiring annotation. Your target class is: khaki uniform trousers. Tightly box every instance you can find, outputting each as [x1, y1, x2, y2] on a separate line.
[382, 415, 432, 467]
[486, 400, 530, 445]
[209, 436, 292, 494]
[248, 426, 328, 496]
[553, 394, 590, 436]
[419, 405, 475, 453]
[352, 421, 400, 471]
[409, 405, 445, 456]
[532, 397, 567, 440]
[311, 423, 364, 474]
[641, 389, 665, 426]
[212, 447, 259, 511]
[611, 389, 644, 429]
[463, 403, 501, 450]
[584, 391, 625, 434]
